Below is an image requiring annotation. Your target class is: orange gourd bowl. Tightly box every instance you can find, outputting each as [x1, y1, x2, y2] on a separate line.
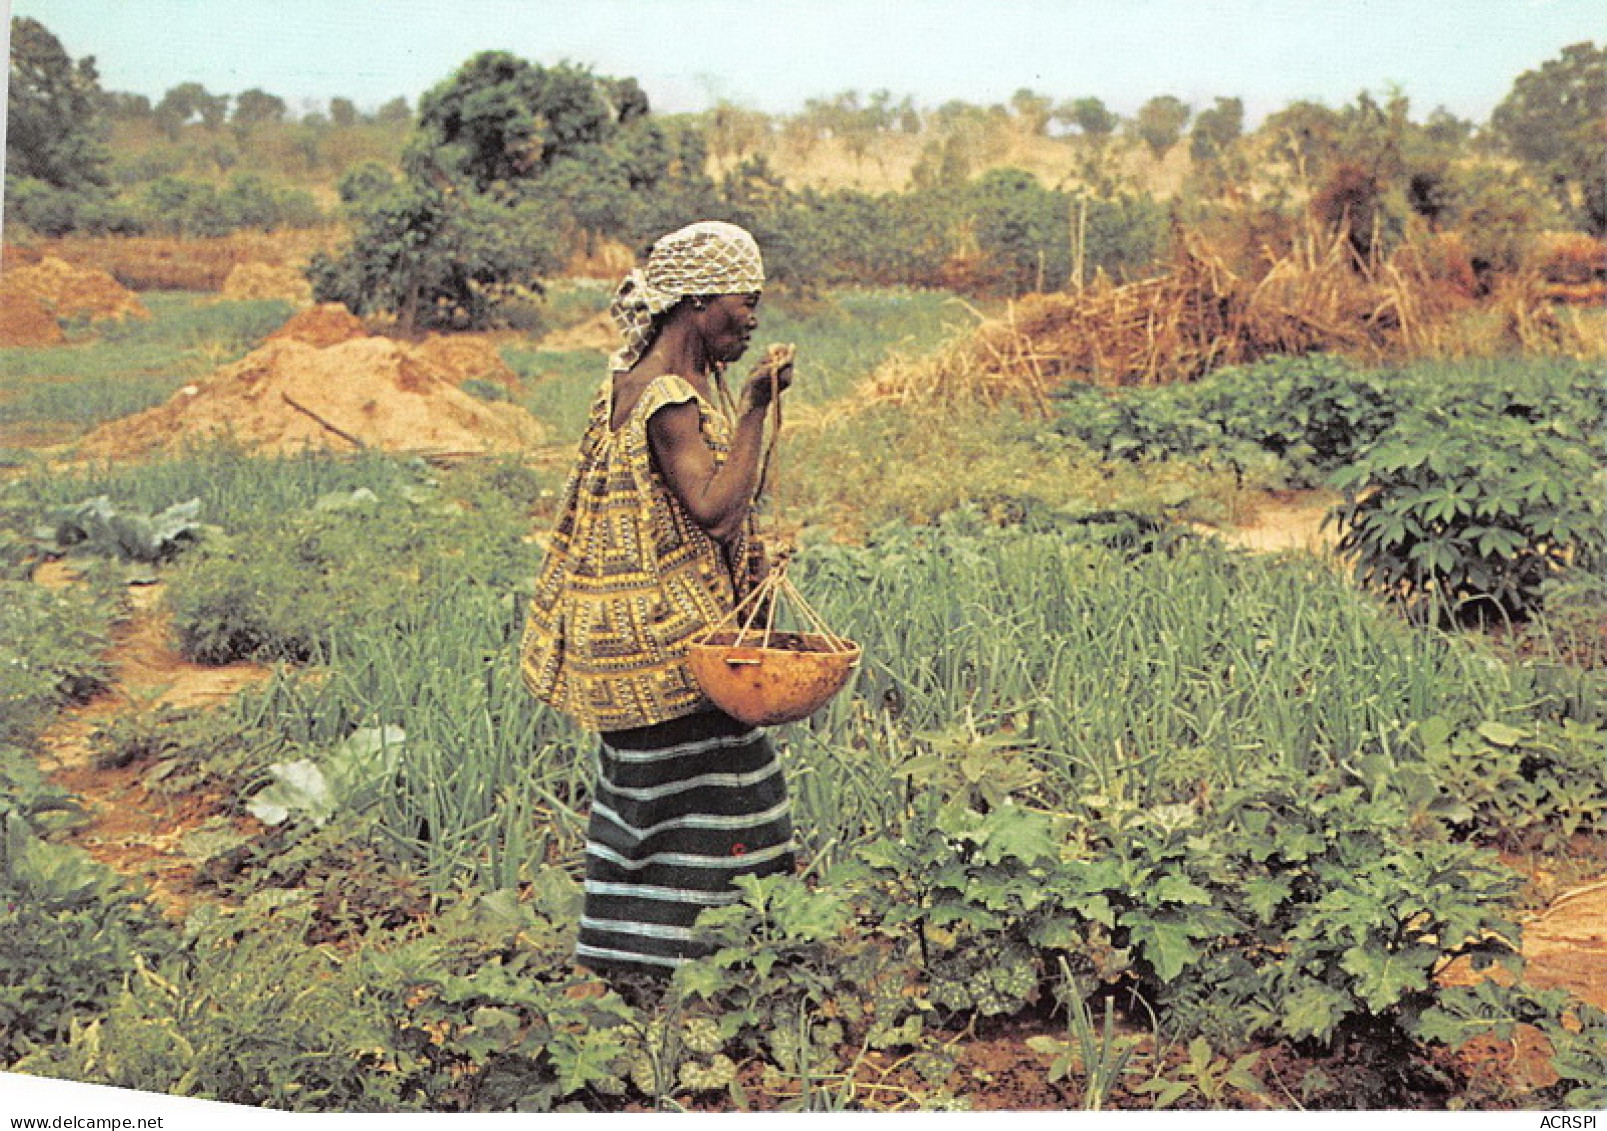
[687, 629, 860, 726]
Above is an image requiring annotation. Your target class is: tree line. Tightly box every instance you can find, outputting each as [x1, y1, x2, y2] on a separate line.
[7, 15, 1603, 330]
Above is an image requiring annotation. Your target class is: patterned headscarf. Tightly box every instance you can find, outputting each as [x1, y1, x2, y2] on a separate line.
[609, 221, 765, 372]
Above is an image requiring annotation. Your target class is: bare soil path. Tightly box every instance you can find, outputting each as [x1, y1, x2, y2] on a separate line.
[1193, 489, 1342, 556]
[34, 562, 270, 917]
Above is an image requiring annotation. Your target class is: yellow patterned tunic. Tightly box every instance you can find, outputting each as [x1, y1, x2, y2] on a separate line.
[520, 374, 753, 732]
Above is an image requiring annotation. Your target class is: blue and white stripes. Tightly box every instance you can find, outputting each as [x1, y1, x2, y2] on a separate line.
[576, 709, 795, 972]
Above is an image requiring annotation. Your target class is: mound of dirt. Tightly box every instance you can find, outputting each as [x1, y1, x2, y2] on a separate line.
[220, 262, 313, 306]
[414, 333, 522, 393]
[539, 311, 618, 352]
[78, 335, 545, 459]
[267, 302, 370, 348]
[1, 256, 148, 323]
[0, 281, 66, 346]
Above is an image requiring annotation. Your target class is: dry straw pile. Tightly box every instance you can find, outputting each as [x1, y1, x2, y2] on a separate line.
[861, 227, 1600, 413]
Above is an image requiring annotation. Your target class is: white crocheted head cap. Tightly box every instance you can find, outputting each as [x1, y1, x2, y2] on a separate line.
[609, 221, 765, 372]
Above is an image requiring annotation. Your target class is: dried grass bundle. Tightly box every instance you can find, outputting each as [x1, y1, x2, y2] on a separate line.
[860, 224, 1600, 413]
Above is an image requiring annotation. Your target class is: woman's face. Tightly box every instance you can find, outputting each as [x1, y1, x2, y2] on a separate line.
[699, 292, 761, 364]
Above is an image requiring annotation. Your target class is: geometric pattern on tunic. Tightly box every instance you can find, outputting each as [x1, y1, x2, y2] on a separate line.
[520, 373, 754, 732]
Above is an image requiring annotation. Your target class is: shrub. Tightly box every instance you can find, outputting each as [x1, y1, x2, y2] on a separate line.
[307, 182, 560, 332]
[1331, 397, 1605, 623]
[6, 177, 144, 236]
[0, 577, 119, 746]
[0, 816, 177, 1065]
[21, 886, 637, 1111]
[130, 174, 323, 237]
[1051, 354, 1396, 488]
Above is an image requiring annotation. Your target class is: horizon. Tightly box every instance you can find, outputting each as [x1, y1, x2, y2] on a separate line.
[8, 1, 1603, 128]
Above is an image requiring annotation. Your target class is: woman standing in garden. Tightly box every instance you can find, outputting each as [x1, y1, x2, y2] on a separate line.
[520, 220, 796, 985]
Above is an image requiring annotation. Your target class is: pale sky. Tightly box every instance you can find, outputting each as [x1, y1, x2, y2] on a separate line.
[7, 0, 1603, 125]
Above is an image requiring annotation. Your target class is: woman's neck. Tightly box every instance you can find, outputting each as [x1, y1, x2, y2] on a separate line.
[632, 320, 715, 390]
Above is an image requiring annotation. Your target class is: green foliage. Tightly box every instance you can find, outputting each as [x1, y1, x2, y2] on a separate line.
[628, 157, 1166, 296]
[1132, 1037, 1268, 1110]
[1190, 97, 1245, 164]
[676, 873, 898, 1109]
[1491, 41, 1607, 234]
[309, 179, 559, 331]
[1132, 96, 1192, 159]
[855, 799, 1060, 1018]
[1052, 354, 1395, 487]
[313, 51, 675, 330]
[969, 168, 1072, 293]
[165, 478, 533, 664]
[1415, 715, 1607, 851]
[48, 496, 206, 563]
[415, 54, 624, 191]
[135, 173, 324, 236]
[1332, 383, 1606, 623]
[1028, 963, 1142, 1109]
[246, 725, 406, 828]
[6, 16, 110, 190]
[18, 884, 641, 1111]
[5, 177, 141, 237]
[0, 815, 177, 1065]
[0, 576, 118, 746]
[1207, 773, 1524, 1050]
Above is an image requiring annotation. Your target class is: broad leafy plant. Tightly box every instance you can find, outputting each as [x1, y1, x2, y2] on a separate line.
[1330, 395, 1605, 623]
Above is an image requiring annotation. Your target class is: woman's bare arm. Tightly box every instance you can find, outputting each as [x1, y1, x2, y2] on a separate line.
[648, 347, 794, 542]
[648, 400, 767, 542]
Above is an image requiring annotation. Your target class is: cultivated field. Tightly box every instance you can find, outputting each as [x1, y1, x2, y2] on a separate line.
[4, 25, 1605, 1111]
[2, 272, 1603, 1111]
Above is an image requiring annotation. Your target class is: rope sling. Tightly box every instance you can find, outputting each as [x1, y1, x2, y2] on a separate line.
[687, 346, 860, 726]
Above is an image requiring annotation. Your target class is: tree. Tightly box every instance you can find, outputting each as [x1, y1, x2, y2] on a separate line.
[415, 53, 620, 192]
[308, 180, 560, 333]
[704, 101, 769, 172]
[232, 88, 287, 130]
[328, 97, 358, 128]
[101, 91, 152, 121]
[1260, 99, 1343, 178]
[1490, 41, 1606, 234]
[1189, 96, 1244, 163]
[1055, 96, 1118, 142]
[7, 16, 109, 189]
[969, 167, 1071, 293]
[317, 51, 669, 329]
[154, 82, 228, 139]
[1010, 88, 1053, 136]
[375, 97, 411, 125]
[1132, 96, 1191, 160]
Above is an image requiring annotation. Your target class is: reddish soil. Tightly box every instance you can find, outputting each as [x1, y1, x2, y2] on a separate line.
[0, 287, 65, 347]
[34, 565, 270, 917]
[1521, 880, 1607, 1009]
[1, 256, 148, 324]
[267, 302, 368, 348]
[75, 333, 544, 460]
[537, 310, 618, 353]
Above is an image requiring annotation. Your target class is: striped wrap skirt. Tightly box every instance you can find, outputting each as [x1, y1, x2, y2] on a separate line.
[576, 708, 795, 974]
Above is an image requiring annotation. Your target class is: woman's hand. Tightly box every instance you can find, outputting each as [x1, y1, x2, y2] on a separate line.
[739, 343, 795, 413]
